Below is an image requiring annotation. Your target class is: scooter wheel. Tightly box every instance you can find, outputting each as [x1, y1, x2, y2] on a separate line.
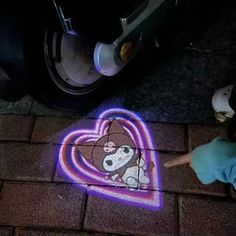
[24, 20, 111, 111]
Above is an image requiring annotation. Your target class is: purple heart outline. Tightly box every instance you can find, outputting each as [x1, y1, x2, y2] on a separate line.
[59, 108, 162, 210]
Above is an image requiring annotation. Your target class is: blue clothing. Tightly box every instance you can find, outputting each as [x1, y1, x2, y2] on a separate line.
[192, 137, 236, 189]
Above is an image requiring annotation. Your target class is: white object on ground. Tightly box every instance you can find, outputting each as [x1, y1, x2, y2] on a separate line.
[212, 85, 235, 122]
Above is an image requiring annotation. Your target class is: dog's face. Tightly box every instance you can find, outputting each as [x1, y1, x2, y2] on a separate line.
[102, 144, 134, 171]
[77, 120, 136, 173]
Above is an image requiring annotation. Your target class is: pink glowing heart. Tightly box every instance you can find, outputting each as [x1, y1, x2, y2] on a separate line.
[59, 109, 161, 210]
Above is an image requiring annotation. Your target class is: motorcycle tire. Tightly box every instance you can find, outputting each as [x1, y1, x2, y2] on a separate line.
[23, 18, 113, 112]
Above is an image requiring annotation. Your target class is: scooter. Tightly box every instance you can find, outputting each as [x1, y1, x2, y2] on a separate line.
[0, 0, 180, 109]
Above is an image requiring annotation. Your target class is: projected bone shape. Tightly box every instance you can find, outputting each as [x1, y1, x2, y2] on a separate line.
[59, 109, 161, 210]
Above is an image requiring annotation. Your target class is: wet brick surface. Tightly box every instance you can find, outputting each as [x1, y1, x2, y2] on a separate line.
[0, 143, 57, 181]
[31, 117, 100, 144]
[0, 1, 235, 235]
[0, 183, 86, 229]
[149, 123, 187, 152]
[0, 115, 33, 141]
[84, 190, 176, 236]
[179, 195, 236, 235]
[188, 124, 225, 151]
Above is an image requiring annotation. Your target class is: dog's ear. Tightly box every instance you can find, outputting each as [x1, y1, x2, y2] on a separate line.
[108, 120, 129, 135]
[77, 141, 95, 160]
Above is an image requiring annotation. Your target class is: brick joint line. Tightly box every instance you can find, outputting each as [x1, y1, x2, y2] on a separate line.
[0, 179, 231, 201]
[175, 193, 180, 236]
[0, 180, 4, 195]
[81, 189, 89, 231]
[28, 116, 37, 143]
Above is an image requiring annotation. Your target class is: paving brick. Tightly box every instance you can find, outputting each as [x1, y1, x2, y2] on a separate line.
[31, 117, 95, 144]
[188, 125, 224, 151]
[0, 115, 33, 141]
[179, 195, 236, 235]
[0, 227, 13, 236]
[84, 190, 176, 236]
[0, 182, 86, 229]
[149, 123, 187, 152]
[15, 229, 79, 236]
[53, 159, 76, 184]
[0, 143, 56, 181]
[155, 152, 226, 196]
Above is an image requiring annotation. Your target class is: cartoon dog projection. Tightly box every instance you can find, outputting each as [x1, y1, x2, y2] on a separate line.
[77, 120, 154, 188]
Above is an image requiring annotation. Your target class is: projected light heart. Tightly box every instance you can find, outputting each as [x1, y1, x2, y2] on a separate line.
[59, 109, 162, 210]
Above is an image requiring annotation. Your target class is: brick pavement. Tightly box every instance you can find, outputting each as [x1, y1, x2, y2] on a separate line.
[1, 1, 236, 234]
[179, 196, 236, 236]
[0, 115, 34, 141]
[0, 115, 235, 236]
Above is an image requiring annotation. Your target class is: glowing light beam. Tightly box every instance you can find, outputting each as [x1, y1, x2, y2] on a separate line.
[58, 108, 162, 210]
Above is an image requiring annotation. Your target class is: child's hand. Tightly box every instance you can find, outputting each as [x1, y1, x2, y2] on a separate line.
[164, 152, 193, 168]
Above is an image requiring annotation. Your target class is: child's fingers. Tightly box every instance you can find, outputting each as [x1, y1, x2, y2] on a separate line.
[164, 152, 192, 168]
